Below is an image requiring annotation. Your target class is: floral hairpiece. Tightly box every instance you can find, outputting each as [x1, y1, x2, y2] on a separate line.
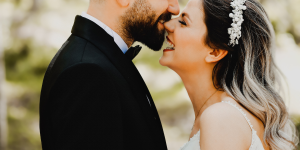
[228, 0, 247, 47]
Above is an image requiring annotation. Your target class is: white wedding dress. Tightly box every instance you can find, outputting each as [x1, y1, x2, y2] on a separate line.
[180, 101, 265, 150]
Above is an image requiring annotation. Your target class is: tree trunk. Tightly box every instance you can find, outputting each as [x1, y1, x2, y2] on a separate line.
[0, 23, 7, 150]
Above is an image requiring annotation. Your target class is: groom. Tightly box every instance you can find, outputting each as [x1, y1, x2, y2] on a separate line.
[39, 0, 179, 149]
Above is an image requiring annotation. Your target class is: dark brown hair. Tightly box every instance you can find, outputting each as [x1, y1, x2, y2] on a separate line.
[202, 0, 298, 149]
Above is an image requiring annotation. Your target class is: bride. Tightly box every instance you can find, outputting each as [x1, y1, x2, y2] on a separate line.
[159, 0, 299, 149]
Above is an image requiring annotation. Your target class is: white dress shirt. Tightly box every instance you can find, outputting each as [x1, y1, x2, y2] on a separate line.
[81, 12, 128, 54]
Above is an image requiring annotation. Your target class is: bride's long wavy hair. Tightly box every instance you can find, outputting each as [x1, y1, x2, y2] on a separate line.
[203, 0, 299, 149]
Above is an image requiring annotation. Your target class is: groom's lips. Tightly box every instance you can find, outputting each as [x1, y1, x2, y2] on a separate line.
[158, 21, 164, 28]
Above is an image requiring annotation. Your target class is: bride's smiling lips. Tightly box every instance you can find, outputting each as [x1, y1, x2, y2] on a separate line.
[164, 36, 175, 52]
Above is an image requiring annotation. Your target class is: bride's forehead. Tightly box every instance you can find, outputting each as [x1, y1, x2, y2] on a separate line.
[183, 0, 203, 17]
[184, 0, 203, 13]
[186, 0, 202, 8]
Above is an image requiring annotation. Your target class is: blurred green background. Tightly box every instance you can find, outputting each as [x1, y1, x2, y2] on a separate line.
[0, 0, 299, 149]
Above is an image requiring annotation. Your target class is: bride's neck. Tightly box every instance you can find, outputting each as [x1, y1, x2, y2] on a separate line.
[178, 69, 221, 118]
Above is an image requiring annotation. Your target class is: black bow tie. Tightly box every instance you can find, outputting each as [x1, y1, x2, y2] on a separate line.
[125, 45, 142, 60]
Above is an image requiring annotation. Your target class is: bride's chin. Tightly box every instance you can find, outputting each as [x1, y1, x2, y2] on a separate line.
[159, 57, 170, 67]
[159, 59, 166, 66]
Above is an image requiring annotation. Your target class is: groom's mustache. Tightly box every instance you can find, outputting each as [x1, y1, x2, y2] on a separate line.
[156, 12, 172, 25]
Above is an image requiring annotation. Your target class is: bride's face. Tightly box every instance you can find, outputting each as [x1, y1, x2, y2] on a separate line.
[159, 0, 213, 73]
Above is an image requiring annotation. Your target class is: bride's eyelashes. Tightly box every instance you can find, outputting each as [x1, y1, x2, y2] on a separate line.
[178, 20, 187, 26]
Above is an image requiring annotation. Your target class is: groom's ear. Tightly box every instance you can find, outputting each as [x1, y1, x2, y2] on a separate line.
[116, 0, 130, 7]
[205, 49, 228, 63]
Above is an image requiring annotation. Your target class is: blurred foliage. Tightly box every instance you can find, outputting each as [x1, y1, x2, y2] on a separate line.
[0, 0, 299, 149]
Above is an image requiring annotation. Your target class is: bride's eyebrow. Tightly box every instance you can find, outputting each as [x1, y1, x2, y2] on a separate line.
[182, 12, 192, 23]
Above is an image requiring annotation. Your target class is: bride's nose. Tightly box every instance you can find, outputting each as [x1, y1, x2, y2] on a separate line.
[164, 18, 176, 33]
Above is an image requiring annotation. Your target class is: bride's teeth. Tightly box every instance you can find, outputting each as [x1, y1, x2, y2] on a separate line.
[166, 40, 175, 49]
[166, 47, 175, 50]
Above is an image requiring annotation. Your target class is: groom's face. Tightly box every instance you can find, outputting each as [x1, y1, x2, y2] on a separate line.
[121, 0, 180, 51]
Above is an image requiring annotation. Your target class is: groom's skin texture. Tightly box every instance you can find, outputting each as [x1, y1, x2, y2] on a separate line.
[87, 0, 180, 49]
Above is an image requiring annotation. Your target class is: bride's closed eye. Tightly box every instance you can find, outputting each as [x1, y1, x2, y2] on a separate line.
[179, 20, 187, 26]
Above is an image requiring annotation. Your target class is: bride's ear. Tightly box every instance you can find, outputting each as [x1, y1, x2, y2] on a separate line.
[205, 49, 228, 63]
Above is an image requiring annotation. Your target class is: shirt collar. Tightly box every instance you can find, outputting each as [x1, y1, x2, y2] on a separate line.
[81, 12, 128, 54]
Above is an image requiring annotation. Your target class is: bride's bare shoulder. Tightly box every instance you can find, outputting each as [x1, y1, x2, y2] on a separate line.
[199, 101, 252, 149]
[199, 101, 248, 129]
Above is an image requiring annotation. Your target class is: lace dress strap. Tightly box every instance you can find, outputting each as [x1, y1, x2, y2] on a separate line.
[221, 101, 254, 130]
[180, 101, 265, 150]
[222, 101, 263, 150]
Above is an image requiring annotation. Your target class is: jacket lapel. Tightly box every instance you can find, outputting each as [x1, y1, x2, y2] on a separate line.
[71, 15, 160, 128]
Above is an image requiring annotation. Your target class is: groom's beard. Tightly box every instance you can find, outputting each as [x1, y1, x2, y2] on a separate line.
[120, 0, 172, 51]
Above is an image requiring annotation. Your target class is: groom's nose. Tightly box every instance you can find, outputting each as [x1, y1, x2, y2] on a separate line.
[167, 0, 180, 15]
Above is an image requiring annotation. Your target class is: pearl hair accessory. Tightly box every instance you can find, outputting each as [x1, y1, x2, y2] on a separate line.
[228, 0, 247, 47]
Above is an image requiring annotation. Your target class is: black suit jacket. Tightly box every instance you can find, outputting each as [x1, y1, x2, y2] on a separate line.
[39, 16, 167, 150]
